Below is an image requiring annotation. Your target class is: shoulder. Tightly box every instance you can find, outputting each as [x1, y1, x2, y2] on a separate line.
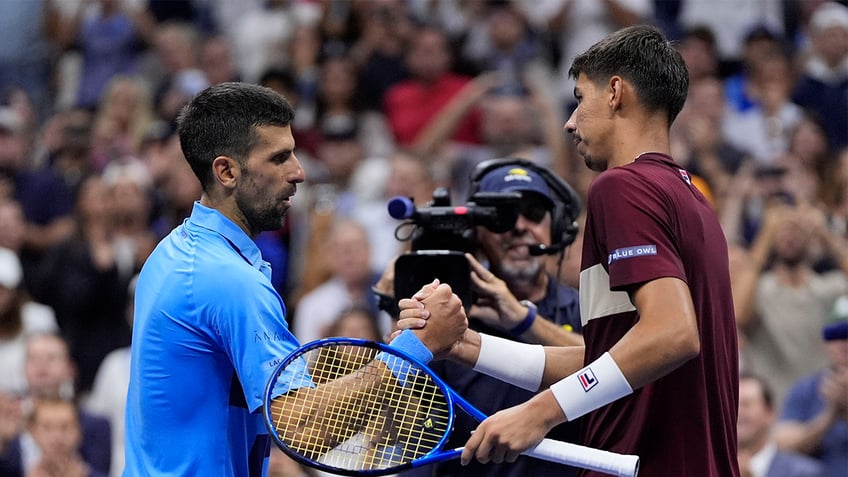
[588, 164, 658, 193]
[587, 164, 670, 210]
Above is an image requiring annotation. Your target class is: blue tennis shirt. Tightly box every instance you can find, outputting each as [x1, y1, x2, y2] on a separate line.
[124, 202, 309, 476]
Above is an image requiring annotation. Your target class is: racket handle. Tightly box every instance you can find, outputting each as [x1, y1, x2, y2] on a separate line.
[524, 439, 639, 477]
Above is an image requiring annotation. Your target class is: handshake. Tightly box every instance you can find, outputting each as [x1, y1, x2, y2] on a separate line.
[389, 278, 470, 361]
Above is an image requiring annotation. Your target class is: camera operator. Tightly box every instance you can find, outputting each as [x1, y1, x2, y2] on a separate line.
[380, 159, 584, 477]
[463, 162, 583, 348]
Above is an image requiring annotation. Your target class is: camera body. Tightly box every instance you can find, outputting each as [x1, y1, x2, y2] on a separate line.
[384, 157, 582, 314]
[388, 188, 522, 310]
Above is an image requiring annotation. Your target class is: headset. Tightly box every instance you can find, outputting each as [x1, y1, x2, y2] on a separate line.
[469, 158, 581, 256]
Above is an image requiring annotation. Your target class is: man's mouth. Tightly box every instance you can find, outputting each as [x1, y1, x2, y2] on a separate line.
[506, 243, 534, 257]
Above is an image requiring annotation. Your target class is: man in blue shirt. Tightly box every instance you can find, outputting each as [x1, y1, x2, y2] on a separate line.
[124, 83, 467, 476]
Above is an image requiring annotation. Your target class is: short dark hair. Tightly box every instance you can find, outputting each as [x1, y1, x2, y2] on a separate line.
[739, 370, 774, 410]
[684, 25, 717, 51]
[568, 24, 689, 125]
[176, 82, 295, 190]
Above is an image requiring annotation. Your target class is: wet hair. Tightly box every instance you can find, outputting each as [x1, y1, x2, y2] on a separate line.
[569, 24, 689, 124]
[176, 82, 294, 190]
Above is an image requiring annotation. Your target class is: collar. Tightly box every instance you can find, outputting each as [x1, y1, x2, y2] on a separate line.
[187, 201, 264, 268]
[633, 151, 676, 165]
[804, 55, 848, 85]
[749, 442, 777, 477]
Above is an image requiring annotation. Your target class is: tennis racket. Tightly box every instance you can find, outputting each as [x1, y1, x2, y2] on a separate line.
[263, 337, 639, 477]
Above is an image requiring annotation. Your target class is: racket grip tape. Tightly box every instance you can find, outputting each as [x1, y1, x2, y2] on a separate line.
[525, 438, 639, 477]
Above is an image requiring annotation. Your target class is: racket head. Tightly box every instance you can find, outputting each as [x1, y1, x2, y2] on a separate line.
[262, 338, 456, 476]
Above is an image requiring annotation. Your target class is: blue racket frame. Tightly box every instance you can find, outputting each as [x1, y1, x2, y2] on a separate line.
[262, 337, 485, 476]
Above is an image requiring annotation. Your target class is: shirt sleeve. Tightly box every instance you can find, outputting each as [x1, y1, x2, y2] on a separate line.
[588, 168, 686, 291]
[214, 274, 312, 412]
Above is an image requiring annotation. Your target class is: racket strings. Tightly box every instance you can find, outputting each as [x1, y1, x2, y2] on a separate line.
[269, 343, 450, 471]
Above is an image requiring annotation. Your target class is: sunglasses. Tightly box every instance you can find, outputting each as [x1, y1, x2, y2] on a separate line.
[518, 196, 550, 224]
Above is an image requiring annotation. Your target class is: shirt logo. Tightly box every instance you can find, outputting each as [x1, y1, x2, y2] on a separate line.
[608, 245, 658, 264]
[578, 368, 598, 392]
[678, 169, 691, 185]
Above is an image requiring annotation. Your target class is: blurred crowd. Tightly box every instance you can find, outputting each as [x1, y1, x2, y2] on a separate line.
[0, 0, 846, 476]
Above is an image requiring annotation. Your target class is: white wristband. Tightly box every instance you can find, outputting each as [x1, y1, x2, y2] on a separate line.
[550, 352, 633, 421]
[473, 333, 545, 392]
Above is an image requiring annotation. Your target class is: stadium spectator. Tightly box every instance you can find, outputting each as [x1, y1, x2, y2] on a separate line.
[312, 54, 394, 160]
[518, 0, 653, 111]
[791, 1, 848, 149]
[0, 333, 111, 476]
[670, 76, 748, 202]
[350, 150, 435, 272]
[293, 219, 382, 343]
[146, 21, 208, 125]
[33, 174, 140, 393]
[676, 25, 720, 84]
[26, 398, 108, 477]
[0, 1, 61, 119]
[345, 0, 412, 111]
[88, 75, 154, 171]
[200, 34, 241, 87]
[56, 0, 153, 111]
[0, 108, 75, 287]
[737, 371, 825, 477]
[383, 23, 481, 146]
[734, 201, 848, 406]
[0, 248, 57, 396]
[724, 48, 803, 165]
[775, 297, 848, 477]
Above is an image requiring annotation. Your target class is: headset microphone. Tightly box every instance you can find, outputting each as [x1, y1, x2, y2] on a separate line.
[528, 243, 564, 256]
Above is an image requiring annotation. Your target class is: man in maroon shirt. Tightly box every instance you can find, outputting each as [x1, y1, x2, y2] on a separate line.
[397, 25, 739, 476]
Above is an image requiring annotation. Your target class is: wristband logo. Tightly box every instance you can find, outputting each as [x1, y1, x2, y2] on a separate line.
[578, 368, 598, 392]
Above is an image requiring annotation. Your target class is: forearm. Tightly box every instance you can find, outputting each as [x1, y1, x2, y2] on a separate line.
[411, 81, 486, 157]
[497, 299, 583, 346]
[25, 218, 74, 253]
[775, 409, 838, 455]
[460, 331, 584, 391]
[271, 361, 395, 452]
[519, 316, 584, 347]
[730, 250, 762, 330]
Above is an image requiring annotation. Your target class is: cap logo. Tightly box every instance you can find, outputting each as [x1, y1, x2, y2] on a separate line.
[504, 168, 533, 183]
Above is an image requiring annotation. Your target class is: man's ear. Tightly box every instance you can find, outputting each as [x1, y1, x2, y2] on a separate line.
[608, 75, 624, 112]
[211, 156, 239, 189]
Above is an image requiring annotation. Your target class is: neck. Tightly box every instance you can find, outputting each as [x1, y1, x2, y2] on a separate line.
[199, 194, 255, 239]
[774, 263, 810, 287]
[608, 115, 672, 168]
[739, 433, 771, 457]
